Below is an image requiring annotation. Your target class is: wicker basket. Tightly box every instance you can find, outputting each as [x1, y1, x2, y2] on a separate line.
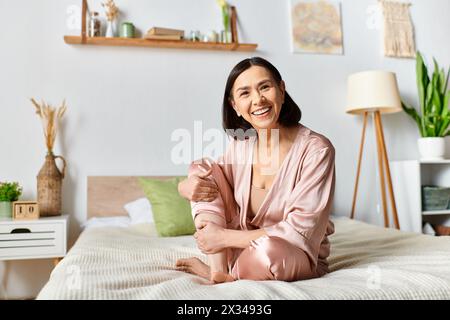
[422, 186, 450, 211]
[432, 224, 450, 236]
[37, 153, 66, 216]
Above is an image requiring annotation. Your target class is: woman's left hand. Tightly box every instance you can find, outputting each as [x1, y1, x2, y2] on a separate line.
[194, 221, 227, 254]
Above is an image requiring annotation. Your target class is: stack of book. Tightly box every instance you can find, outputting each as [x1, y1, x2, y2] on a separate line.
[144, 27, 184, 40]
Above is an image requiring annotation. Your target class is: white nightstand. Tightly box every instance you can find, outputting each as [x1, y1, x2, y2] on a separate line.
[0, 214, 68, 266]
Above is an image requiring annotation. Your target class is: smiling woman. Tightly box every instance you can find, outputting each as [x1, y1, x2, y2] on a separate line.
[177, 57, 336, 284]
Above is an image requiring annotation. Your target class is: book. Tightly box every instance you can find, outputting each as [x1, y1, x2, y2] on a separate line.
[147, 27, 184, 37]
[144, 34, 183, 41]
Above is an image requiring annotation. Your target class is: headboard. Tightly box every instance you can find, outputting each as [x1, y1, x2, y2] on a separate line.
[87, 176, 177, 218]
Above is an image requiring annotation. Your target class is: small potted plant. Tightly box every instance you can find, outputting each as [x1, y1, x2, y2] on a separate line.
[0, 181, 23, 218]
[102, 0, 119, 37]
[402, 51, 450, 160]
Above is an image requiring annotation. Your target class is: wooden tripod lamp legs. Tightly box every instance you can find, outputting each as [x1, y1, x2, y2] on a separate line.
[350, 111, 401, 230]
[374, 111, 390, 227]
[374, 111, 400, 229]
[350, 112, 368, 219]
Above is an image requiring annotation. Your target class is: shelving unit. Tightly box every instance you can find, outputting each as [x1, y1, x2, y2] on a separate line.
[63, 36, 257, 51]
[422, 209, 450, 215]
[390, 159, 450, 234]
[64, 0, 258, 52]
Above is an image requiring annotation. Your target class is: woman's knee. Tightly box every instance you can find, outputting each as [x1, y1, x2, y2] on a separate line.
[259, 236, 313, 281]
[194, 212, 226, 230]
[233, 236, 312, 281]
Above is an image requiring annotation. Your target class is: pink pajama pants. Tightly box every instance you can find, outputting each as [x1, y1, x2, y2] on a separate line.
[189, 159, 315, 282]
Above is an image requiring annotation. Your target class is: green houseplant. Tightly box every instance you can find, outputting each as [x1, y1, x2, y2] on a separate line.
[0, 181, 23, 218]
[402, 51, 450, 159]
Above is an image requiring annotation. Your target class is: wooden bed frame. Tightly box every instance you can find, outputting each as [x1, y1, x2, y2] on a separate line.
[87, 176, 177, 218]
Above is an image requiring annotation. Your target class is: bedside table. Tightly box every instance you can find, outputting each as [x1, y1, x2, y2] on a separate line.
[0, 215, 68, 266]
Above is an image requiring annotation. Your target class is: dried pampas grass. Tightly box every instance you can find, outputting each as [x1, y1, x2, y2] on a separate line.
[31, 98, 67, 153]
[102, 0, 119, 21]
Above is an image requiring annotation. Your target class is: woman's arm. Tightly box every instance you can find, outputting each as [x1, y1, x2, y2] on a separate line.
[195, 221, 267, 253]
[224, 228, 267, 249]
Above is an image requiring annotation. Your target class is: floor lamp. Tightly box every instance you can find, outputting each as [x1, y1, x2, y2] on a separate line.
[346, 70, 401, 230]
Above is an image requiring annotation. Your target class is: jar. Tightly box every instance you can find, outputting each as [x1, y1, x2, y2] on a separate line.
[190, 30, 200, 42]
[120, 22, 135, 38]
[88, 11, 101, 37]
[208, 30, 218, 43]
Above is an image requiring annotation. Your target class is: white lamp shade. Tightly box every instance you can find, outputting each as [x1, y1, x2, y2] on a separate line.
[346, 70, 402, 115]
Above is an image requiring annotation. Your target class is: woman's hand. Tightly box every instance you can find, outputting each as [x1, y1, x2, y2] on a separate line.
[194, 221, 227, 254]
[178, 168, 219, 202]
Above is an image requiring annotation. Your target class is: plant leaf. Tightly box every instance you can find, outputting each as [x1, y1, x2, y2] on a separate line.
[439, 68, 446, 94]
[444, 67, 450, 95]
[432, 86, 442, 114]
[444, 90, 450, 115]
[425, 81, 433, 113]
[416, 51, 429, 135]
[438, 117, 450, 136]
[402, 100, 424, 136]
[433, 57, 440, 90]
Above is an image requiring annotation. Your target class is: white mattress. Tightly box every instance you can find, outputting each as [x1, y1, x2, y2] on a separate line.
[37, 217, 450, 300]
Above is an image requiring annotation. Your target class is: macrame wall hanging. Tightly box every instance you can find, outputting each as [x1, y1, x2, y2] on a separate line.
[379, 0, 416, 58]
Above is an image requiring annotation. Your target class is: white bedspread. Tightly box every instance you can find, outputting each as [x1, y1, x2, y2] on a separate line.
[37, 217, 450, 300]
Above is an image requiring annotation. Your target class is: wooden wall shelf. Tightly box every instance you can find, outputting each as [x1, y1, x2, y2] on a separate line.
[64, 36, 257, 51]
[64, 0, 258, 52]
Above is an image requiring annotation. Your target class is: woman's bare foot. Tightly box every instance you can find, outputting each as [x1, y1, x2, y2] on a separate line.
[211, 271, 235, 283]
[176, 257, 211, 280]
[176, 258, 235, 283]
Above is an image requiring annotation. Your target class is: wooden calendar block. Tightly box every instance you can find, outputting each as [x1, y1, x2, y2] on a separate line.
[12, 201, 40, 220]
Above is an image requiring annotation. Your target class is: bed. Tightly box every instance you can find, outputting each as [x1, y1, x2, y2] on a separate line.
[37, 176, 450, 300]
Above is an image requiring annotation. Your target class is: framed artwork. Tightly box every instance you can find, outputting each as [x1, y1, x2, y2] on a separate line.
[289, 0, 344, 55]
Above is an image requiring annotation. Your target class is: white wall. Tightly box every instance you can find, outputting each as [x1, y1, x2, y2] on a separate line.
[0, 0, 449, 299]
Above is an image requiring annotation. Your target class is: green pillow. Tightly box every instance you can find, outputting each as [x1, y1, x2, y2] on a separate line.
[138, 177, 196, 237]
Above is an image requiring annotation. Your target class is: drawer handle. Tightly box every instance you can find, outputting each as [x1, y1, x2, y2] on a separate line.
[10, 228, 31, 234]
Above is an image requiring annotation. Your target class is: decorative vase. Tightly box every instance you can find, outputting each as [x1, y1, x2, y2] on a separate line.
[417, 137, 445, 160]
[105, 19, 116, 37]
[37, 152, 67, 217]
[220, 29, 232, 43]
[0, 201, 12, 219]
[226, 30, 232, 43]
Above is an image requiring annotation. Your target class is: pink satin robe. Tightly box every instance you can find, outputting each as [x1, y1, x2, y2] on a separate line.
[189, 124, 335, 281]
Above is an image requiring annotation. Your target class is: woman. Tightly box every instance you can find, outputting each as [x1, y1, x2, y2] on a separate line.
[176, 57, 335, 284]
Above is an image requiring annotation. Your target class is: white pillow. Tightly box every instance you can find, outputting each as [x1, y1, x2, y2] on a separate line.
[82, 216, 131, 230]
[124, 197, 154, 225]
